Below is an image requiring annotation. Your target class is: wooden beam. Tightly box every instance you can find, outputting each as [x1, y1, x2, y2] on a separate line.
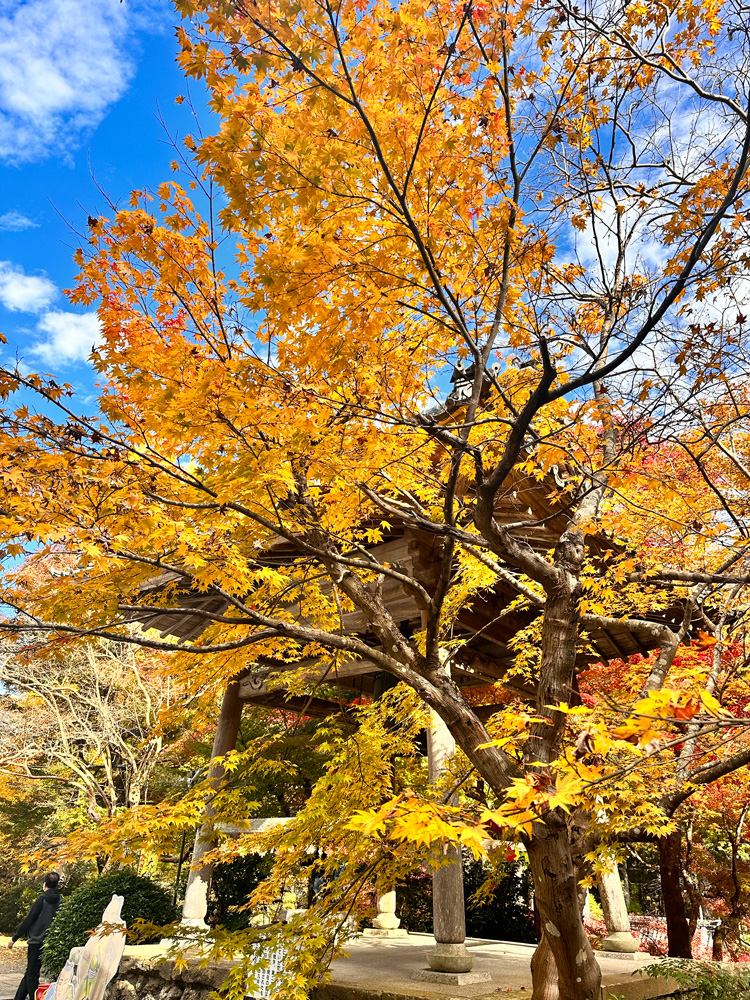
[239, 657, 377, 699]
[241, 691, 359, 719]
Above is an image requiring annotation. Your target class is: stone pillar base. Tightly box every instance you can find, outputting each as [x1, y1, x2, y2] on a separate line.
[369, 890, 404, 934]
[601, 931, 639, 953]
[177, 917, 209, 929]
[426, 942, 474, 973]
[362, 927, 410, 938]
[413, 969, 492, 986]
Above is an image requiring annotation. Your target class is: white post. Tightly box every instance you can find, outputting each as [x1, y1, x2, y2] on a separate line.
[180, 831, 213, 929]
[599, 865, 639, 953]
[364, 888, 408, 937]
[179, 678, 244, 930]
[363, 670, 409, 938]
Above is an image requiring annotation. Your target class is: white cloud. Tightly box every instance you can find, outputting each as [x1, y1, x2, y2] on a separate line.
[0, 0, 160, 163]
[30, 311, 102, 366]
[0, 260, 102, 368]
[0, 260, 56, 312]
[0, 211, 37, 232]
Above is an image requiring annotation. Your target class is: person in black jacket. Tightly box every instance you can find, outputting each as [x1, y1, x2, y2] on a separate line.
[7, 872, 61, 1000]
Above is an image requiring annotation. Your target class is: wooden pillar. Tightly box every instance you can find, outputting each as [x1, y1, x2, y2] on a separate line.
[599, 864, 639, 953]
[363, 668, 409, 937]
[426, 709, 473, 973]
[181, 677, 245, 927]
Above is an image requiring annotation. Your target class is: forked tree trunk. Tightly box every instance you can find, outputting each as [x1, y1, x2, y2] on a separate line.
[711, 810, 745, 960]
[445, 510, 600, 999]
[659, 830, 692, 957]
[527, 822, 601, 1000]
[531, 931, 559, 1000]
[523, 532, 600, 1000]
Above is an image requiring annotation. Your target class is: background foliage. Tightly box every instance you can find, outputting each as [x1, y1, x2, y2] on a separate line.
[396, 853, 535, 942]
[41, 871, 177, 979]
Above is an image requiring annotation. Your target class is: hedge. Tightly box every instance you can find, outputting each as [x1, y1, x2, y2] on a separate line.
[42, 872, 177, 978]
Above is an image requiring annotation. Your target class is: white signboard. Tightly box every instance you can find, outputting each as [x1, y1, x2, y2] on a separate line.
[251, 947, 286, 999]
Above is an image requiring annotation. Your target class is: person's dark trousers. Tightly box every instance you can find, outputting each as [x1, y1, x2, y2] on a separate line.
[14, 942, 43, 1000]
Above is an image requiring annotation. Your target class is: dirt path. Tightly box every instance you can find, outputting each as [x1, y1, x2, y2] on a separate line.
[0, 937, 31, 1000]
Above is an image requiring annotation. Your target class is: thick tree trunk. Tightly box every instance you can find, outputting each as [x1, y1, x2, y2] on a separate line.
[527, 821, 601, 1000]
[523, 533, 600, 1000]
[659, 830, 692, 957]
[433, 685, 599, 999]
[531, 931, 559, 1000]
[428, 523, 599, 999]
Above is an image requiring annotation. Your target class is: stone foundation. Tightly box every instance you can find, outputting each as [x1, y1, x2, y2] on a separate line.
[104, 956, 234, 1000]
[105, 950, 683, 1000]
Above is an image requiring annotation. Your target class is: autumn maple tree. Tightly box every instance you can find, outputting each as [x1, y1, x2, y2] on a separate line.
[3, 0, 750, 997]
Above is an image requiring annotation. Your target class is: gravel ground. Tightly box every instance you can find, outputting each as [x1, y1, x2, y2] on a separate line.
[0, 938, 28, 974]
[0, 939, 24, 1000]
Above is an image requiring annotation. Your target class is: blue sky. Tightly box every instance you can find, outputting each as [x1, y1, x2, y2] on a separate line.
[0, 0, 204, 402]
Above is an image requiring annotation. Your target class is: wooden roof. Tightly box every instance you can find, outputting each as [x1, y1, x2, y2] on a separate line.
[132, 480, 693, 717]
[130, 359, 697, 716]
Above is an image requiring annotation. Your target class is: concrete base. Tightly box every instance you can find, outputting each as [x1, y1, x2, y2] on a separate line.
[168, 917, 208, 932]
[159, 940, 209, 953]
[413, 968, 493, 985]
[111, 937, 685, 1000]
[602, 931, 640, 954]
[362, 928, 410, 938]
[426, 942, 474, 973]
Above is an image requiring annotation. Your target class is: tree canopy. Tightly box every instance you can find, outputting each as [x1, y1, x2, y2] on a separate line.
[3, 0, 750, 997]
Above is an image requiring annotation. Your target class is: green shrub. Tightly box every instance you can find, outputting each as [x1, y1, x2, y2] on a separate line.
[463, 854, 536, 943]
[42, 872, 177, 979]
[644, 958, 750, 999]
[207, 854, 274, 930]
[396, 853, 536, 943]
